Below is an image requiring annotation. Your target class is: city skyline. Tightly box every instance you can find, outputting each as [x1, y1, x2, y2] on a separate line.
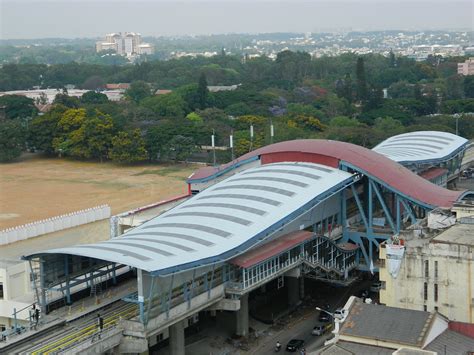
[1, 0, 472, 39]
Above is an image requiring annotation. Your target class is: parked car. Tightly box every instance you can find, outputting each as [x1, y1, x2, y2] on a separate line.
[370, 281, 382, 293]
[286, 339, 305, 352]
[312, 323, 332, 336]
[333, 308, 346, 319]
[318, 312, 332, 323]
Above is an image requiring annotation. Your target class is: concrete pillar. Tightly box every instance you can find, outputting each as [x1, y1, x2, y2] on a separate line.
[286, 276, 299, 307]
[299, 276, 305, 300]
[169, 319, 185, 355]
[236, 293, 249, 337]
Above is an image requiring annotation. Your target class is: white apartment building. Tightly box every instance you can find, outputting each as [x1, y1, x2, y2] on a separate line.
[379, 205, 474, 323]
[96, 32, 153, 57]
[458, 57, 474, 76]
[95, 42, 117, 52]
[138, 43, 153, 55]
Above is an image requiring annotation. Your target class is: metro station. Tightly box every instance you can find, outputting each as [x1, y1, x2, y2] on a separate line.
[9, 131, 473, 353]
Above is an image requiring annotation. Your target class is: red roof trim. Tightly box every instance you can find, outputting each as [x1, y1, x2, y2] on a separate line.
[230, 230, 313, 268]
[190, 139, 465, 208]
[419, 167, 448, 181]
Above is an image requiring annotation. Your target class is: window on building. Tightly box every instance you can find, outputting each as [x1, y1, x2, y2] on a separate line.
[424, 282, 428, 301]
[423, 305, 427, 312]
[434, 284, 438, 302]
[424, 260, 429, 278]
[434, 306, 439, 312]
[435, 261, 438, 278]
[0, 283, 3, 299]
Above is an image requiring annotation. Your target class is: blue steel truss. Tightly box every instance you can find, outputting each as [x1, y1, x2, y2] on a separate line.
[339, 161, 433, 271]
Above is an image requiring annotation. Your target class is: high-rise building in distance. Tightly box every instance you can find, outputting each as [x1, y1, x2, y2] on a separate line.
[96, 32, 153, 57]
[458, 57, 474, 76]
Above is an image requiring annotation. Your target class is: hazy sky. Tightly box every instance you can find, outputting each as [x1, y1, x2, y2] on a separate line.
[1, 0, 473, 39]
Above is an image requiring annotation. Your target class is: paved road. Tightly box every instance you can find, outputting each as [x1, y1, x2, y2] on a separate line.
[250, 278, 368, 355]
[251, 308, 331, 354]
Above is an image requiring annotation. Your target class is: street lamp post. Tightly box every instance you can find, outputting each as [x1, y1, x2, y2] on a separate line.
[454, 113, 461, 136]
[315, 307, 334, 318]
[316, 307, 342, 335]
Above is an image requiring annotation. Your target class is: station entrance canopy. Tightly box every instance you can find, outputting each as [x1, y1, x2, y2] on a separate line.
[24, 162, 356, 276]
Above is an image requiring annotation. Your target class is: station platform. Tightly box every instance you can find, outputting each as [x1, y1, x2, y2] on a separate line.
[0, 278, 137, 352]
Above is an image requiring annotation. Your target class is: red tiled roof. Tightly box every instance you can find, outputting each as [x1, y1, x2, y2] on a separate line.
[105, 83, 130, 90]
[155, 89, 173, 95]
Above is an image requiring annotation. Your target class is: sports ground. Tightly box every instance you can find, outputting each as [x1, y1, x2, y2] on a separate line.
[0, 154, 196, 230]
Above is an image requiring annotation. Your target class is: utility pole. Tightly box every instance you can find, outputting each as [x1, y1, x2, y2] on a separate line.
[270, 119, 274, 144]
[249, 125, 254, 152]
[455, 114, 459, 136]
[230, 130, 234, 161]
[211, 129, 216, 166]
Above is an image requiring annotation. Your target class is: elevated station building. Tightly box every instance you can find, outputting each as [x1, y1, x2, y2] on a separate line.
[6, 131, 472, 353]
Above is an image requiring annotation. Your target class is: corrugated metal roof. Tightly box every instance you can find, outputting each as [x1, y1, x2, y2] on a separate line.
[372, 131, 468, 164]
[189, 139, 467, 208]
[425, 329, 474, 354]
[340, 299, 432, 347]
[24, 162, 355, 275]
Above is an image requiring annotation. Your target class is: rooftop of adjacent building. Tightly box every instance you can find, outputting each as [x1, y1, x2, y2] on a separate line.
[432, 220, 474, 247]
[333, 297, 474, 354]
[339, 298, 433, 348]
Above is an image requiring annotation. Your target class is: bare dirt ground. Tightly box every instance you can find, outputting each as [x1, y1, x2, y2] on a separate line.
[0, 154, 197, 230]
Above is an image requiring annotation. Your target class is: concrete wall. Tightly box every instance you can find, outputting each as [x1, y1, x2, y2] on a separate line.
[423, 314, 448, 347]
[0, 205, 110, 245]
[136, 284, 225, 338]
[338, 334, 420, 351]
[0, 262, 33, 327]
[380, 239, 474, 323]
[76, 327, 123, 354]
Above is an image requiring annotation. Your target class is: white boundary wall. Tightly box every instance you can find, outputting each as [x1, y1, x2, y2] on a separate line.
[0, 205, 111, 245]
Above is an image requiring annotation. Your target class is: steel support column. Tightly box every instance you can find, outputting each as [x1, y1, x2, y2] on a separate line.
[370, 180, 396, 234]
[166, 273, 175, 319]
[351, 184, 369, 230]
[39, 259, 47, 314]
[64, 255, 71, 305]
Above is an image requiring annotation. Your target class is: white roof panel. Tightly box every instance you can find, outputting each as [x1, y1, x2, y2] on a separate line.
[25, 162, 355, 275]
[372, 131, 468, 164]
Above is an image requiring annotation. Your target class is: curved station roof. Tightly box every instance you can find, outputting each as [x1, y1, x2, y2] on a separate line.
[26, 162, 355, 275]
[372, 131, 468, 164]
[188, 138, 467, 208]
